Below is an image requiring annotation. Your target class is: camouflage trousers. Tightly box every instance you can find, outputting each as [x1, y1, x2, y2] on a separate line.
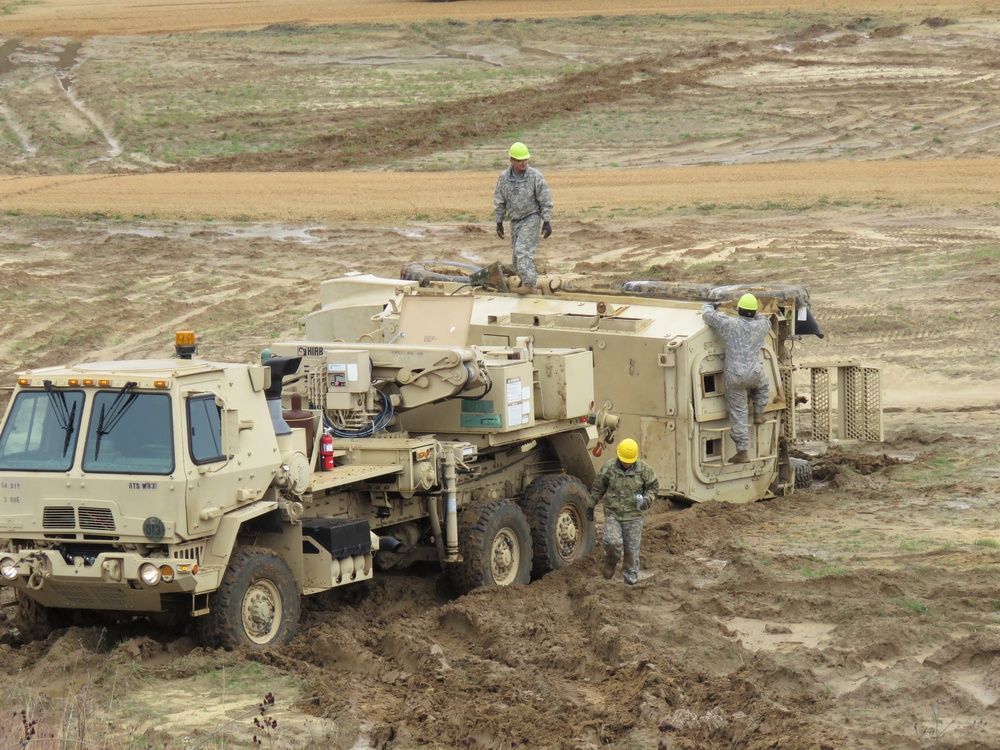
[602, 516, 644, 585]
[510, 213, 541, 288]
[725, 372, 770, 452]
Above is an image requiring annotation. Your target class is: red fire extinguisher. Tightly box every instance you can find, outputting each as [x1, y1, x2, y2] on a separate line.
[320, 432, 335, 471]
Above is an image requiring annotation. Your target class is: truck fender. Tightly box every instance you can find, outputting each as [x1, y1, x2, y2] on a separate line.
[545, 428, 598, 488]
[201, 500, 280, 573]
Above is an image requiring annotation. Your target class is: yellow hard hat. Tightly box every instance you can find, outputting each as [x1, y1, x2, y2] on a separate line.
[509, 142, 530, 160]
[737, 293, 758, 311]
[616, 438, 639, 464]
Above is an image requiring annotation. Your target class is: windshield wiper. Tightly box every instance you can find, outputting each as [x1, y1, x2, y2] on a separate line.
[43, 380, 77, 457]
[94, 381, 138, 460]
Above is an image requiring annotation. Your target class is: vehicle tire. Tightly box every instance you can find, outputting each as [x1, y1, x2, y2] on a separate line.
[14, 590, 69, 643]
[520, 473, 595, 576]
[709, 283, 810, 305]
[150, 605, 193, 637]
[621, 280, 811, 306]
[400, 260, 482, 286]
[197, 547, 300, 650]
[791, 457, 813, 489]
[448, 499, 532, 595]
[620, 280, 716, 301]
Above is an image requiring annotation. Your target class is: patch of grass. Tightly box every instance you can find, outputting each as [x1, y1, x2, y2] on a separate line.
[899, 537, 951, 552]
[801, 564, 847, 578]
[973, 538, 1000, 548]
[891, 597, 929, 614]
[892, 455, 962, 484]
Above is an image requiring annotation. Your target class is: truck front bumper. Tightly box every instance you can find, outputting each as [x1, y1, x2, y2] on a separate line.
[0, 548, 201, 612]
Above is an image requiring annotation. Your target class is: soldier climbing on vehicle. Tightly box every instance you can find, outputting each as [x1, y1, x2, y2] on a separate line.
[701, 293, 772, 464]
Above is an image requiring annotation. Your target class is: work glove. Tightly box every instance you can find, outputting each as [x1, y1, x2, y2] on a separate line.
[542, 221, 552, 239]
[636, 493, 650, 512]
[586, 506, 595, 522]
[496, 222, 505, 239]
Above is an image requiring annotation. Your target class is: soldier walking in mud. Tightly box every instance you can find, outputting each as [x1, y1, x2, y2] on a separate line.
[701, 294, 772, 464]
[494, 142, 553, 294]
[586, 438, 659, 585]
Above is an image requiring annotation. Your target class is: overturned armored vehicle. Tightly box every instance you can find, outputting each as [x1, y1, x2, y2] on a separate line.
[303, 270, 879, 506]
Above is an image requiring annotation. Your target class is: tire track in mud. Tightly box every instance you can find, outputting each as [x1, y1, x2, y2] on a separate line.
[197, 25, 901, 173]
[0, 38, 156, 169]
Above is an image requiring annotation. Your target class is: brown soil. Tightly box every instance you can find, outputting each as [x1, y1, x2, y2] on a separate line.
[1, 1, 1000, 749]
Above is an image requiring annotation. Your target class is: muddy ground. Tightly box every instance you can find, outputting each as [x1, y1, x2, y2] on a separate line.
[1, 1, 1000, 749]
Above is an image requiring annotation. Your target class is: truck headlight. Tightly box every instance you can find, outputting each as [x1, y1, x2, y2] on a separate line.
[0, 557, 17, 580]
[139, 563, 162, 585]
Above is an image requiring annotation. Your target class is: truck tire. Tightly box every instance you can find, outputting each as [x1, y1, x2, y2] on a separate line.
[14, 590, 69, 643]
[521, 474, 595, 575]
[198, 547, 300, 650]
[791, 457, 813, 489]
[620, 280, 716, 301]
[449, 499, 532, 595]
[400, 260, 482, 286]
[622, 280, 810, 306]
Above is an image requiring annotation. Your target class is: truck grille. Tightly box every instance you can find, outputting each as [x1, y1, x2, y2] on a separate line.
[42, 507, 76, 529]
[43, 506, 117, 532]
[79, 508, 116, 531]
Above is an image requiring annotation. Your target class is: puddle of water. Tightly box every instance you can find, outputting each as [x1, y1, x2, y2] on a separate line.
[725, 616, 835, 652]
[0, 38, 20, 76]
[952, 669, 999, 706]
[433, 48, 501, 67]
[107, 224, 324, 243]
[55, 40, 83, 92]
[520, 45, 571, 60]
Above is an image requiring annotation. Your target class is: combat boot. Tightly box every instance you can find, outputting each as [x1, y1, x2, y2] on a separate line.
[601, 559, 618, 580]
[731, 450, 750, 464]
[753, 411, 767, 425]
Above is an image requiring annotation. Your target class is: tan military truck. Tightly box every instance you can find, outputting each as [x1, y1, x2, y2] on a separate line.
[0, 271, 876, 648]
[0, 322, 611, 648]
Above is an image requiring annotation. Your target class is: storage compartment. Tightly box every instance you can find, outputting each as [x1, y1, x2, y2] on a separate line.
[302, 518, 372, 558]
[532, 348, 595, 420]
[398, 360, 535, 434]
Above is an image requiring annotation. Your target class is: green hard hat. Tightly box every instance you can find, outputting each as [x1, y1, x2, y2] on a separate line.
[509, 142, 530, 160]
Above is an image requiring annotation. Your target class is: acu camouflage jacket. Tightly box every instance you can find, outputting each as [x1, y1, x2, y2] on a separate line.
[589, 458, 659, 521]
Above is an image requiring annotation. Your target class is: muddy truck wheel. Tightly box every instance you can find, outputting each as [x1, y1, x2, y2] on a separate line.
[198, 547, 300, 649]
[521, 473, 595, 575]
[791, 457, 814, 489]
[400, 260, 482, 286]
[14, 590, 70, 643]
[449, 499, 532, 594]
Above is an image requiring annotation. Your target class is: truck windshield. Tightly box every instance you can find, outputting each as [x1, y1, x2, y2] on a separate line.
[0, 390, 85, 471]
[82, 391, 174, 475]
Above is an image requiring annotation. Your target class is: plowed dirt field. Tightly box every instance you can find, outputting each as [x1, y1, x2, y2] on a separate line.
[1, 1, 999, 749]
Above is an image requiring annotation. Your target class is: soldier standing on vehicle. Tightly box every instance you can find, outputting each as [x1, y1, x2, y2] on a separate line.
[701, 294, 772, 464]
[494, 142, 553, 294]
[586, 438, 659, 585]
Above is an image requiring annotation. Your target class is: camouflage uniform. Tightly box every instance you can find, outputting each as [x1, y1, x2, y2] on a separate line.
[701, 304, 772, 452]
[493, 165, 553, 288]
[588, 458, 659, 585]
